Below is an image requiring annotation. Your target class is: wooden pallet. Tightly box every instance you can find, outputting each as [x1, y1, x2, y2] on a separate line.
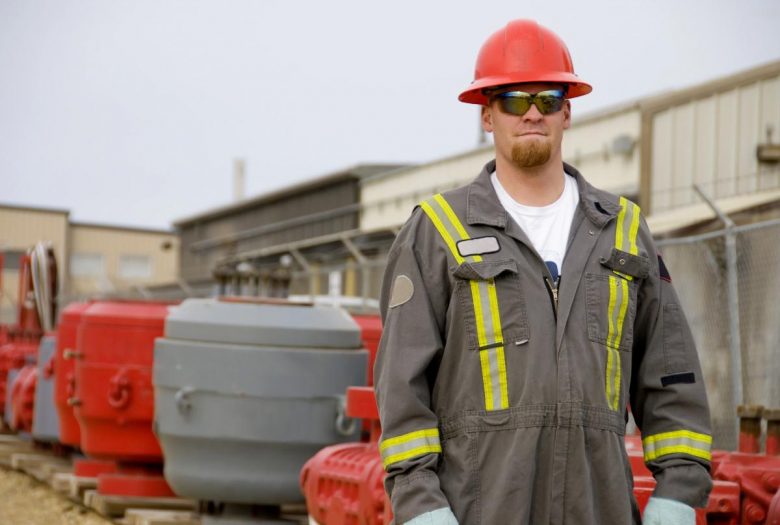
[0, 435, 34, 467]
[10, 451, 72, 482]
[83, 489, 198, 518]
[51, 471, 73, 493]
[123, 509, 201, 525]
[69, 474, 98, 502]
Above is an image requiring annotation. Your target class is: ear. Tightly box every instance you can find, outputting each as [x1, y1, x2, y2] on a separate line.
[562, 100, 572, 130]
[481, 106, 494, 133]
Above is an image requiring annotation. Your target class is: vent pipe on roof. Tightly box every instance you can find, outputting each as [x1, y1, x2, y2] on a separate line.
[233, 159, 246, 202]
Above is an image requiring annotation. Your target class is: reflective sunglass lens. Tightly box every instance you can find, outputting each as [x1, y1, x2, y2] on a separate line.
[496, 89, 565, 116]
[499, 96, 531, 116]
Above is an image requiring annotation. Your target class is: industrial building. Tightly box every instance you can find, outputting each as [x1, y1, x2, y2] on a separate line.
[0, 203, 179, 324]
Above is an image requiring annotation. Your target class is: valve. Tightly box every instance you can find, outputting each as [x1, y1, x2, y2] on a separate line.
[63, 349, 84, 360]
[108, 371, 131, 409]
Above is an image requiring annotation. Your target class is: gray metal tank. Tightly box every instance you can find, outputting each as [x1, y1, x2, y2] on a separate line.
[153, 298, 368, 505]
[32, 335, 60, 442]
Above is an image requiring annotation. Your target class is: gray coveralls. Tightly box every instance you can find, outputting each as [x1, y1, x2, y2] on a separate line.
[374, 160, 712, 524]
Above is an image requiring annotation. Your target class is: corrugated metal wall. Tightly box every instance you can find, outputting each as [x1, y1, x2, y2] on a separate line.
[649, 72, 780, 214]
[179, 178, 360, 281]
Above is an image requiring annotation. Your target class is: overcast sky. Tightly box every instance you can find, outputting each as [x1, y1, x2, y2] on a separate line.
[2, 0, 779, 230]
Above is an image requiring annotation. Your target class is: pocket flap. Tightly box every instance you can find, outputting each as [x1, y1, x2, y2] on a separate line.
[453, 259, 518, 281]
[600, 248, 650, 279]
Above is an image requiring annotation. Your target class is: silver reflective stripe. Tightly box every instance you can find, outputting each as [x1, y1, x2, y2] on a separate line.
[643, 430, 712, 462]
[486, 346, 502, 408]
[379, 428, 442, 468]
[475, 279, 499, 345]
[428, 197, 477, 262]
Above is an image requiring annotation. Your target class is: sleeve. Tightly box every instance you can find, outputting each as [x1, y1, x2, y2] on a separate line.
[373, 211, 454, 524]
[630, 217, 714, 509]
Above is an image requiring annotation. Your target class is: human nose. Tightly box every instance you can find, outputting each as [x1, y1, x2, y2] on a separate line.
[522, 102, 544, 121]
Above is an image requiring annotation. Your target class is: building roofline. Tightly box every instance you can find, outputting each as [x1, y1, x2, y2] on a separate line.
[0, 201, 71, 216]
[70, 221, 175, 236]
[173, 163, 408, 227]
[639, 59, 780, 115]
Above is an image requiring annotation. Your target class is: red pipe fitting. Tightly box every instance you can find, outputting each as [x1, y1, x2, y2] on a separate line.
[738, 405, 764, 454]
[764, 407, 780, 457]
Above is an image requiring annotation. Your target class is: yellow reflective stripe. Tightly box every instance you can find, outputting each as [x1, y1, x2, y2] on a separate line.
[615, 197, 628, 253]
[379, 428, 442, 469]
[627, 203, 641, 255]
[420, 194, 509, 411]
[642, 430, 712, 462]
[420, 201, 464, 265]
[471, 280, 487, 348]
[496, 345, 509, 409]
[434, 194, 471, 243]
[488, 280, 503, 344]
[605, 197, 642, 411]
[382, 445, 443, 468]
[480, 348, 494, 410]
[379, 428, 440, 451]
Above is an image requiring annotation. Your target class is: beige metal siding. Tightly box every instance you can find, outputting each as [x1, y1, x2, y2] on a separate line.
[360, 149, 494, 231]
[69, 225, 179, 297]
[0, 207, 69, 321]
[563, 108, 641, 197]
[0, 207, 68, 275]
[361, 108, 642, 232]
[649, 73, 780, 214]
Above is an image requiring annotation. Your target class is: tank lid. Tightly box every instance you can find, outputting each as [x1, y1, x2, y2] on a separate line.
[164, 298, 362, 348]
[81, 301, 171, 328]
[60, 302, 92, 322]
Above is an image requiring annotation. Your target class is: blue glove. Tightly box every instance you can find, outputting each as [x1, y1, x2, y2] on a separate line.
[403, 507, 459, 525]
[643, 497, 696, 525]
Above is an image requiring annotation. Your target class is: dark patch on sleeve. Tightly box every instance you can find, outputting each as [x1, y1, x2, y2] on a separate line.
[658, 254, 672, 283]
[595, 202, 611, 215]
[661, 372, 695, 387]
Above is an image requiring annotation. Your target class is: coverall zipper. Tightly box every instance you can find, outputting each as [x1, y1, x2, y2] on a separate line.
[544, 275, 559, 319]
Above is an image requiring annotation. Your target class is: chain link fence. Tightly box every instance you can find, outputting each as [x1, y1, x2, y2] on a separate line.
[657, 217, 780, 450]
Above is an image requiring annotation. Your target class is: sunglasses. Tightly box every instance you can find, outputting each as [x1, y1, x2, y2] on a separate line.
[492, 89, 567, 116]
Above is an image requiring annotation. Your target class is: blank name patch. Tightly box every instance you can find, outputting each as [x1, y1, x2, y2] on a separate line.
[457, 236, 500, 257]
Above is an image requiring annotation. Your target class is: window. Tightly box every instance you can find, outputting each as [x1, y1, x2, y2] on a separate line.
[118, 255, 152, 279]
[70, 253, 105, 277]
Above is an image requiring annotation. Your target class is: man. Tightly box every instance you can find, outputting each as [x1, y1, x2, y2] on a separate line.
[374, 19, 712, 525]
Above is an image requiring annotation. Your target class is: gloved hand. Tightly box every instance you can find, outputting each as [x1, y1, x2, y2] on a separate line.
[403, 507, 459, 525]
[643, 496, 695, 525]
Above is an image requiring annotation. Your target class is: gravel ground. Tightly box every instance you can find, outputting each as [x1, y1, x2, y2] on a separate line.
[0, 466, 113, 525]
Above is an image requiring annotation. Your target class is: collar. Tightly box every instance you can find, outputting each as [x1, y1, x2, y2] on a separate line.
[465, 160, 621, 229]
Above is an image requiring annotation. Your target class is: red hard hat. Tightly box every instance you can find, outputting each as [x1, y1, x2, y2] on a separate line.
[459, 19, 592, 105]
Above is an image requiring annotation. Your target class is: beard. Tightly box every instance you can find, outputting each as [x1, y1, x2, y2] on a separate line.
[511, 138, 552, 169]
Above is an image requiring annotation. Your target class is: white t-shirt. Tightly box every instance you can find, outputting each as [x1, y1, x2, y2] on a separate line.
[490, 171, 579, 281]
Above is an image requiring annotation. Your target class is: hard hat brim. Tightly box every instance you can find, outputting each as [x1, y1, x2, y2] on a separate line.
[458, 72, 592, 105]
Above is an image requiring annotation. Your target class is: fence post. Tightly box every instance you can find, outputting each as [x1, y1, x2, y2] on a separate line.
[693, 185, 743, 441]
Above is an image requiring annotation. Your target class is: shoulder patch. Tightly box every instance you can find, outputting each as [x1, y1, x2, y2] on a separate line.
[389, 275, 414, 308]
[457, 236, 500, 257]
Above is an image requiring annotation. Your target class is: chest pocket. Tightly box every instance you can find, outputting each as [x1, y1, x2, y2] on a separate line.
[452, 260, 530, 351]
[420, 194, 530, 412]
[585, 248, 650, 351]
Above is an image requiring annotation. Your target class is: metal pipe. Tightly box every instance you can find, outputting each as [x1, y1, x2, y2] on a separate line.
[764, 407, 780, 456]
[693, 185, 743, 443]
[737, 404, 763, 454]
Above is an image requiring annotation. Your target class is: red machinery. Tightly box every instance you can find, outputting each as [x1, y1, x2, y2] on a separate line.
[0, 248, 54, 426]
[10, 363, 37, 431]
[54, 302, 91, 447]
[301, 322, 780, 525]
[72, 300, 176, 497]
